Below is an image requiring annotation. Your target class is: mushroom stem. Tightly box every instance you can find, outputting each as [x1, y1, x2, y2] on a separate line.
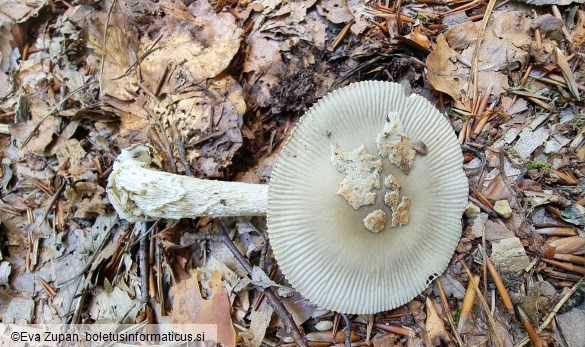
[107, 144, 268, 222]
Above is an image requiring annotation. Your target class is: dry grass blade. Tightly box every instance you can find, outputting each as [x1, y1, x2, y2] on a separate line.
[36, 276, 57, 297]
[507, 89, 551, 100]
[544, 269, 583, 281]
[555, 48, 581, 101]
[468, 0, 497, 107]
[547, 168, 578, 185]
[551, 5, 572, 43]
[470, 186, 494, 209]
[540, 73, 585, 92]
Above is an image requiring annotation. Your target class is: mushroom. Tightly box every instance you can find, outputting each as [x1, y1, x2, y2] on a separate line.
[268, 81, 468, 314]
[107, 81, 468, 314]
[107, 144, 267, 221]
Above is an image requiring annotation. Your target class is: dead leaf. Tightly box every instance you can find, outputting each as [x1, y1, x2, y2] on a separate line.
[483, 175, 518, 209]
[548, 236, 585, 255]
[427, 12, 532, 109]
[243, 32, 284, 108]
[425, 297, 450, 346]
[0, 1, 46, 22]
[519, 0, 584, 6]
[240, 301, 274, 347]
[89, 287, 141, 322]
[270, 0, 318, 24]
[85, 13, 138, 101]
[9, 97, 54, 155]
[161, 75, 246, 177]
[137, 0, 242, 93]
[348, 0, 373, 35]
[317, 0, 353, 24]
[571, 11, 585, 49]
[169, 270, 236, 347]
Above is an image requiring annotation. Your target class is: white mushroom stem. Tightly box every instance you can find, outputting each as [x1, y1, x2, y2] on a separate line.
[106, 144, 268, 222]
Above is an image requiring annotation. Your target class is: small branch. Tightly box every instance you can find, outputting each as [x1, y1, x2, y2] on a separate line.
[139, 222, 150, 303]
[214, 221, 309, 347]
[20, 81, 97, 149]
[341, 314, 351, 347]
[436, 278, 464, 346]
[171, 123, 194, 177]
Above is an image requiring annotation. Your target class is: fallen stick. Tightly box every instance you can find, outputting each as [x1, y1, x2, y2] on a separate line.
[107, 144, 268, 222]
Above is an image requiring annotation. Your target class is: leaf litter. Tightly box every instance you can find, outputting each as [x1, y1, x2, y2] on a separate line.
[0, 0, 585, 346]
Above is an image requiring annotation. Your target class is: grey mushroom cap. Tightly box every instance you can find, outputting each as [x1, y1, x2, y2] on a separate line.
[267, 81, 468, 314]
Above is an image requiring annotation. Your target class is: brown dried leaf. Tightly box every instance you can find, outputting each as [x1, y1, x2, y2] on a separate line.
[425, 297, 450, 346]
[9, 98, 54, 155]
[427, 12, 531, 109]
[483, 175, 518, 209]
[161, 75, 246, 177]
[85, 14, 138, 101]
[138, 0, 242, 93]
[548, 236, 585, 255]
[348, 0, 372, 35]
[169, 270, 236, 347]
[89, 287, 141, 321]
[317, 0, 353, 24]
[240, 301, 274, 347]
[571, 11, 585, 50]
[243, 32, 283, 108]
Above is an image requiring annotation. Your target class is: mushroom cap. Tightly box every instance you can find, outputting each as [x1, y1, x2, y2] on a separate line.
[267, 81, 468, 314]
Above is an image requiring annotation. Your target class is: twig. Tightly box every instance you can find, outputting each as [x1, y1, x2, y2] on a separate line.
[516, 307, 545, 347]
[436, 279, 464, 346]
[373, 323, 414, 337]
[485, 256, 514, 311]
[214, 221, 309, 347]
[154, 63, 171, 97]
[38, 180, 66, 226]
[171, 122, 194, 177]
[150, 113, 177, 173]
[542, 259, 585, 274]
[139, 222, 149, 303]
[332, 21, 353, 50]
[458, 275, 479, 332]
[342, 314, 351, 347]
[551, 5, 572, 43]
[468, 0, 498, 108]
[112, 33, 163, 80]
[20, 81, 97, 148]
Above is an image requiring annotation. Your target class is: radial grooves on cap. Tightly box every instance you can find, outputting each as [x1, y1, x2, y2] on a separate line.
[268, 81, 468, 314]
